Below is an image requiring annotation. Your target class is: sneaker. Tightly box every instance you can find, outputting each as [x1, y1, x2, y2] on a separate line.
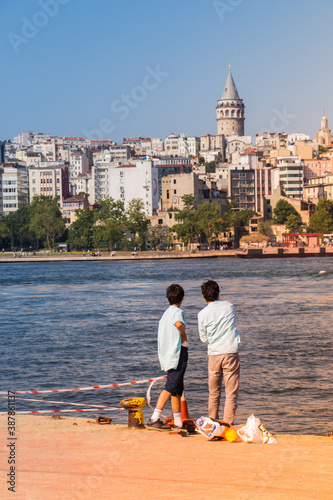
[146, 419, 170, 431]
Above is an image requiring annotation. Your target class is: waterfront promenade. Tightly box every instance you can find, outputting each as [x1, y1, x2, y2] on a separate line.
[0, 415, 332, 500]
[1, 246, 333, 262]
[0, 249, 236, 263]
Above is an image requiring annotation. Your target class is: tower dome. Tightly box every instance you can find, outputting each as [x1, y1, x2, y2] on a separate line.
[216, 65, 245, 136]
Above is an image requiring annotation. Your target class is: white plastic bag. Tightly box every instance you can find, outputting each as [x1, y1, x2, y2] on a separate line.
[237, 414, 277, 444]
[195, 416, 229, 441]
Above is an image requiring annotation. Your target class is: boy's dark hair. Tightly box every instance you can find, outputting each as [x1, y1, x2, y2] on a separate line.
[201, 280, 220, 302]
[166, 284, 184, 305]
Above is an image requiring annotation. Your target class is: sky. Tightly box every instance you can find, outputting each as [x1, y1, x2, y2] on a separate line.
[1, 0, 333, 144]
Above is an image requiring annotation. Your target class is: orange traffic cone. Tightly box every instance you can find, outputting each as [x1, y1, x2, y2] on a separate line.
[181, 387, 196, 432]
[180, 388, 190, 420]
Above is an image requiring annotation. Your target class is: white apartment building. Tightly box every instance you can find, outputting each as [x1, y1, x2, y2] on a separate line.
[13, 131, 35, 146]
[226, 135, 252, 159]
[93, 149, 113, 165]
[273, 156, 304, 199]
[69, 153, 89, 183]
[28, 162, 70, 205]
[288, 133, 310, 144]
[151, 138, 164, 153]
[109, 144, 132, 161]
[91, 164, 111, 203]
[33, 142, 56, 161]
[72, 172, 93, 200]
[0, 164, 3, 214]
[24, 152, 44, 166]
[56, 144, 71, 162]
[28, 133, 51, 145]
[109, 160, 159, 216]
[1, 163, 29, 214]
[178, 134, 200, 157]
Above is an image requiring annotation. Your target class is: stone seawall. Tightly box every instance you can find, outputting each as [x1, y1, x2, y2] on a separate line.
[0, 250, 236, 263]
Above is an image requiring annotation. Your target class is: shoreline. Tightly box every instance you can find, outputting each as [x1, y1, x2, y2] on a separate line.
[0, 249, 236, 263]
[1, 415, 332, 499]
[1, 246, 333, 262]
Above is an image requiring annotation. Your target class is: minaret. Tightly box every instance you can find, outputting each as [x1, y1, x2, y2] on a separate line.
[216, 64, 245, 136]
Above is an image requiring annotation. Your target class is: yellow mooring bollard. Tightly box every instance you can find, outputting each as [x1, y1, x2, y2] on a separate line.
[119, 397, 146, 429]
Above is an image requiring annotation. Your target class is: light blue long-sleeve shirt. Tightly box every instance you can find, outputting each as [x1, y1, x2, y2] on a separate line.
[198, 300, 240, 355]
[158, 305, 185, 371]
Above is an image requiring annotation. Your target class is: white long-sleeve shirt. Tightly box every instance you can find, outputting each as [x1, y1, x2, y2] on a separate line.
[198, 300, 240, 355]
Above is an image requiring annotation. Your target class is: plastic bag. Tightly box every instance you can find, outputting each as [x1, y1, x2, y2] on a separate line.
[195, 416, 230, 440]
[237, 414, 277, 444]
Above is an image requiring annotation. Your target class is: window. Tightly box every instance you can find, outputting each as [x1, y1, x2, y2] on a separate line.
[158, 219, 163, 224]
[174, 190, 176, 194]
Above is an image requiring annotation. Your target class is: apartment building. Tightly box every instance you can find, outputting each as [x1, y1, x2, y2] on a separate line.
[274, 156, 304, 199]
[28, 162, 70, 205]
[33, 142, 56, 161]
[72, 172, 93, 199]
[164, 134, 180, 156]
[160, 171, 227, 213]
[62, 194, 89, 226]
[109, 144, 133, 162]
[91, 164, 110, 203]
[109, 160, 159, 216]
[304, 158, 333, 180]
[1, 162, 29, 214]
[69, 153, 89, 186]
[178, 134, 200, 157]
[303, 173, 333, 202]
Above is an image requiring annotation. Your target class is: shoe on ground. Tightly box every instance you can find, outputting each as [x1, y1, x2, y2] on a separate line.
[146, 419, 170, 431]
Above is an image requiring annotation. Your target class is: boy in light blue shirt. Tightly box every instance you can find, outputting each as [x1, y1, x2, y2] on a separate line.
[147, 284, 189, 431]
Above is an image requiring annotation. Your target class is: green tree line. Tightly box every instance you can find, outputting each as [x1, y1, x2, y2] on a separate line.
[1, 195, 333, 252]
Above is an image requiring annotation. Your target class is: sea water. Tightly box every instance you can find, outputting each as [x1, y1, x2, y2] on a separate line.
[0, 258, 332, 435]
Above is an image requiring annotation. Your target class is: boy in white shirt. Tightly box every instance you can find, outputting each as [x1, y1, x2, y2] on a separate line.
[198, 280, 240, 425]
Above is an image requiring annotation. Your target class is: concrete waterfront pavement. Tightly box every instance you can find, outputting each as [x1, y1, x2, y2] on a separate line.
[0, 415, 332, 499]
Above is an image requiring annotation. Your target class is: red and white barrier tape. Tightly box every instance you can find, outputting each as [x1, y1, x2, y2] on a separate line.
[0, 395, 122, 410]
[1, 376, 166, 396]
[146, 377, 168, 419]
[0, 407, 115, 415]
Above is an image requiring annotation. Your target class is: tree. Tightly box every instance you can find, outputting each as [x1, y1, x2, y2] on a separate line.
[0, 207, 35, 250]
[273, 199, 299, 224]
[29, 196, 65, 250]
[285, 213, 300, 233]
[181, 194, 195, 209]
[125, 198, 149, 249]
[172, 208, 199, 247]
[308, 198, 333, 233]
[69, 207, 94, 250]
[146, 226, 164, 248]
[97, 197, 126, 250]
[258, 220, 273, 237]
[205, 161, 216, 173]
[198, 201, 223, 247]
[318, 145, 329, 155]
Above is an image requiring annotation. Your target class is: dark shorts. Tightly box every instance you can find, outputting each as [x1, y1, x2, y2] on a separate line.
[164, 346, 188, 396]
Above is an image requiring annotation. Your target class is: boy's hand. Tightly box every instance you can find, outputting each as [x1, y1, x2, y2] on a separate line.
[175, 321, 187, 344]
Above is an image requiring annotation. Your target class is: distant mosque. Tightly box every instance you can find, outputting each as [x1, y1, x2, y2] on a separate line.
[216, 64, 245, 137]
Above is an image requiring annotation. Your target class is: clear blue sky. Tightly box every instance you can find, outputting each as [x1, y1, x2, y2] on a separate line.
[1, 0, 333, 143]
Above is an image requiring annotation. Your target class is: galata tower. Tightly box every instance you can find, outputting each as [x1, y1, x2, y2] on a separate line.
[216, 64, 245, 136]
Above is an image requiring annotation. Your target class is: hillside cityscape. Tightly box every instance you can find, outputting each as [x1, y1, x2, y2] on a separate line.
[1, 66, 333, 252]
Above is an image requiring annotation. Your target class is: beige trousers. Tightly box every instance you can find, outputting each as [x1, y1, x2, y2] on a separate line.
[208, 353, 240, 425]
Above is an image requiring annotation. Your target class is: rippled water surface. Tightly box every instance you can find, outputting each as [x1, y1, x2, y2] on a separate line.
[0, 258, 332, 435]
